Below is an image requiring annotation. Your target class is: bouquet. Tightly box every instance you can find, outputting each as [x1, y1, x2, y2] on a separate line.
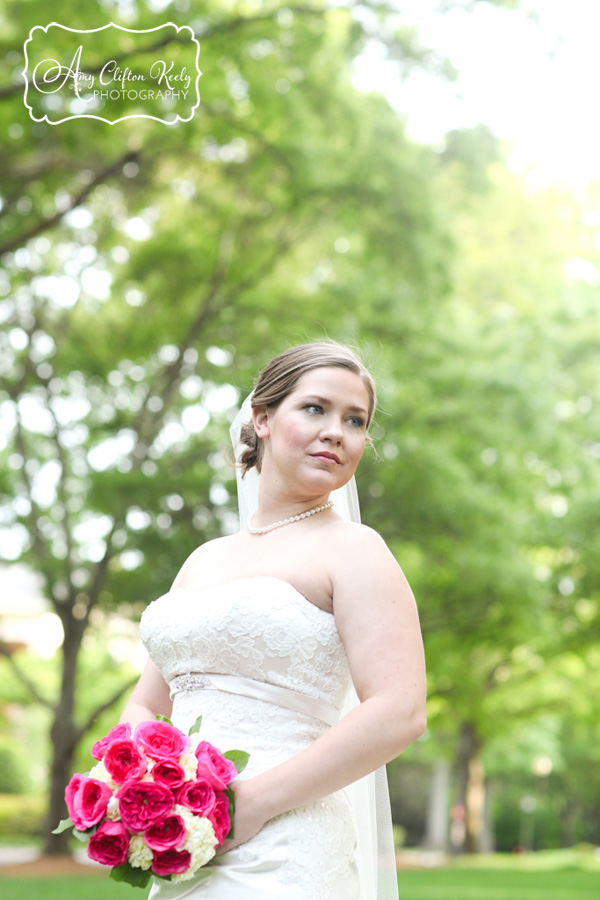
[53, 715, 249, 889]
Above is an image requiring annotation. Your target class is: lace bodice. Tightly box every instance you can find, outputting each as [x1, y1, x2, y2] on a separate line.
[140, 575, 352, 712]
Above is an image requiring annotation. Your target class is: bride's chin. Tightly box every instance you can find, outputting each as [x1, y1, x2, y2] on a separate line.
[292, 471, 352, 498]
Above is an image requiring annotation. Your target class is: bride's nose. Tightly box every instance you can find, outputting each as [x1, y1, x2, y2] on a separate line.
[320, 415, 343, 443]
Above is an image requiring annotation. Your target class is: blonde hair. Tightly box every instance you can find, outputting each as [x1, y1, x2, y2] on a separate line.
[239, 341, 376, 476]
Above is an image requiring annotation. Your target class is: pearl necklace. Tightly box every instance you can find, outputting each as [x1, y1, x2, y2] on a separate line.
[247, 500, 334, 535]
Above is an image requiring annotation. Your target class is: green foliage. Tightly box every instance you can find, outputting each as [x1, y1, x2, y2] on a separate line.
[0, 738, 31, 792]
[224, 749, 250, 775]
[0, 793, 45, 838]
[109, 862, 152, 888]
[51, 816, 73, 834]
[188, 715, 202, 736]
[382, 125, 600, 847]
[225, 785, 236, 839]
[155, 714, 174, 725]
[409, 132, 600, 753]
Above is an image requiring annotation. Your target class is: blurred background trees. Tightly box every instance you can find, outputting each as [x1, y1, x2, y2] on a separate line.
[0, 0, 598, 857]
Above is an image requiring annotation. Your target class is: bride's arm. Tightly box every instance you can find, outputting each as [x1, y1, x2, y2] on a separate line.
[119, 659, 173, 728]
[221, 523, 426, 851]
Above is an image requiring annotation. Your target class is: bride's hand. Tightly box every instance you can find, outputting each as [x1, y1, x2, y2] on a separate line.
[215, 779, 269, 855]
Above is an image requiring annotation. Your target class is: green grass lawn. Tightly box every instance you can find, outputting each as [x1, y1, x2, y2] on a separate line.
[398, 868, 600, 900]
[0, 875, 127, 900]
[1, 857, 599, 900]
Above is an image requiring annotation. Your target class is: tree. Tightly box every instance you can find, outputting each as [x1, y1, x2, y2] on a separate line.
[385, 127, 600, 852]
[0, 0, 456, 853]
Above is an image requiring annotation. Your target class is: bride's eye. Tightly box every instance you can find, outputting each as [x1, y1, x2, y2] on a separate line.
[348, 416, 365, 428]
[304, 404, 322, 414]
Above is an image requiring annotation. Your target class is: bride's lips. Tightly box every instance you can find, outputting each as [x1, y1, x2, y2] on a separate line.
[310, 451, 341, 465]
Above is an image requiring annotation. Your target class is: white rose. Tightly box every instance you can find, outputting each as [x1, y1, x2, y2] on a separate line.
[105, 796, 121, 821]
[171, 813, 216, 882]
[128, 834, 153, 870]
[179, 750, 198, 781]
[89, 760, 117, 791]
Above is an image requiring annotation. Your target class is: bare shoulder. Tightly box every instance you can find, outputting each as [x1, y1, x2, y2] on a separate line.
[327, 519, 399, 571]
[326, 519, 415, 609]
[171, 533, 238, 587]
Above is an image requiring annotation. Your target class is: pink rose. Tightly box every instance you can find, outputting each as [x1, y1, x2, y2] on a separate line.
[65, 773, 112, 830]
[104, 740, 147, 784]
[117, 780, 174, 832]
[152, 759, 186, 790]
[145, 813, 186, 851]
[194, 742, 237, 790]
[176, 779, 216, 817]
[87, 820, 129, 867]
[92, 723, 132, 760]
[151, 847, 192, 877]
[209, 792, 231, 845]
[134, 721, 190, 761]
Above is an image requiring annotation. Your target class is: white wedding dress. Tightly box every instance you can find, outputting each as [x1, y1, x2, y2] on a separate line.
[140, 575, 362, 900]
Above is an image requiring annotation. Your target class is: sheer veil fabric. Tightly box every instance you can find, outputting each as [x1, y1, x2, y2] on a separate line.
[230, 395, 399, 900]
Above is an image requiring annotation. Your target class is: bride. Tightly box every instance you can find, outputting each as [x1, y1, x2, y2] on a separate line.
[120, 341, 426, 899]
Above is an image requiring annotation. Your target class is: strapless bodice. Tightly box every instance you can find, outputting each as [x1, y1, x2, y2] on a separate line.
[140, 575, 352, 716]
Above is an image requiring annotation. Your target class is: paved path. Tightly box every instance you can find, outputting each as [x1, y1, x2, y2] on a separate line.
[0, 846, 98, 866]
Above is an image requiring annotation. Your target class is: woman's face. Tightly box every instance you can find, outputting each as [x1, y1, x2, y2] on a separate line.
[254, 366, 370, 500]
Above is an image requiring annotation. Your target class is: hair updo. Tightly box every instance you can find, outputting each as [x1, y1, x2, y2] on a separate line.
[239, 341, 376, 477]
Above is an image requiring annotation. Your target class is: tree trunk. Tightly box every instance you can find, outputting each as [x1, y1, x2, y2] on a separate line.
[480, 777, 495, 852]
[465, 753, 485, 852]
[455, 721, 487, 854]
[423, 758, 450, 851]
[42, 618, 82, 855]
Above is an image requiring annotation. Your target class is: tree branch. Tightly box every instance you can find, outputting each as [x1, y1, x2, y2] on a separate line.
[74, 674, 140, 744]
[12, 411, 53, 583]
[131, 216, 240, 450]
[0, 150, 139, 255]
[0, 643, 54, 708]
[83, 520, 118, 624]
[135, 197, 308, 450]
[42, 385, 76, 587]
[201, 104, 294, 172]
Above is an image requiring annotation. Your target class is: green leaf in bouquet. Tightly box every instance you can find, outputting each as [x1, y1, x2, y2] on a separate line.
[156, 714, 174, 726]
[52, 817, 74, 834]
[72, 827, 91, 842]
[224, 749, 250, 774]
[188, 715, 203, 736]
[110, 862, 152, 888]
[225, 786, 235, 840]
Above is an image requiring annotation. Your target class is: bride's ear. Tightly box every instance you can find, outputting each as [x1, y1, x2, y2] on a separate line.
[252, 405, 270, 439]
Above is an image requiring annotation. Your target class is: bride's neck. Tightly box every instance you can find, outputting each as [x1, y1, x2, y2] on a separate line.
[253, 489, 331, 527]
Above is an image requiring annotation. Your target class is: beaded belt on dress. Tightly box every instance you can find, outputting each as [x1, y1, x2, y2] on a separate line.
[169, 671, 340, 727]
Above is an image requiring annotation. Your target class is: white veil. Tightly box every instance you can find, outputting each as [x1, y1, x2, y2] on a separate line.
[230, 394, 399, 900]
